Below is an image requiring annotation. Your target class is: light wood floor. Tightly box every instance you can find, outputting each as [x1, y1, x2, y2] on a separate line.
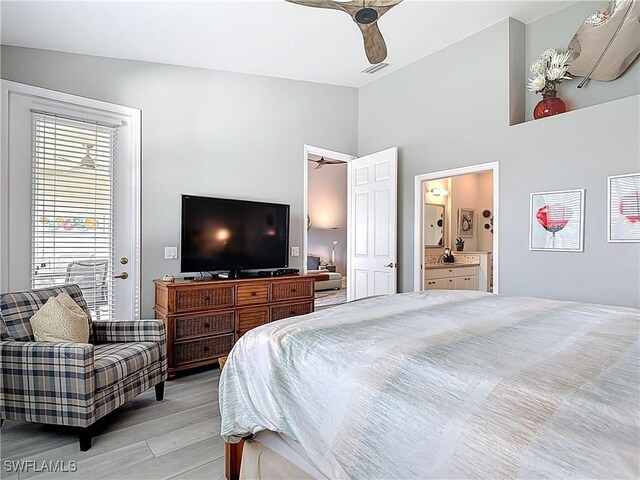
[1, 368, 224, 480]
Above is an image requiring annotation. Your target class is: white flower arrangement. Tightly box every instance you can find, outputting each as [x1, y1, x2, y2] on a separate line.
[527, 49, 572, 95]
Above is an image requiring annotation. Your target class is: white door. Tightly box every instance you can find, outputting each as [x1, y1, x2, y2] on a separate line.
[1, 84, 140, 319]
[348, 147, 398, 301]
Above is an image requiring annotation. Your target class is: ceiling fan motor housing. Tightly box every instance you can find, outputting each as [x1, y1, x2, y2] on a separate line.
[355, 7, 378, 24]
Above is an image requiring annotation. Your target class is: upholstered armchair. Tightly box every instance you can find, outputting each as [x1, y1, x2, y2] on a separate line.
[0, 284, 167, 451]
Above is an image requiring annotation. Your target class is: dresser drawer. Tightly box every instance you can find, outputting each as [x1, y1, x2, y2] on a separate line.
[173, 334, 234, 366]
[236, 284, 269, 306]
[270, 301, 313, 321]
[174, 311, 235, 340]
[174, 286, 234, 313]
[237, 307, 269, 337]
[271, 280, 313, 301]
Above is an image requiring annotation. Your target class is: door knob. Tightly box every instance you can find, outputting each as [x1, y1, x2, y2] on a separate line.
[384, 262, 397, 268]
[114, 272, 129, 280]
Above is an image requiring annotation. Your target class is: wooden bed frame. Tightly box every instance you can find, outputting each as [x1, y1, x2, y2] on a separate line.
[225, 439, 245, 480]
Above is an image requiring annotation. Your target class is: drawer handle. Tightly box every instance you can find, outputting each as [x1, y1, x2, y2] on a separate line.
[251, 291, 257, 296]
[204, 323, 210, 328]
[291, 288, 297, 293]
[203, 296, 210, 302]
[203, 346, 210, 352]
[290, 310, 296, 315]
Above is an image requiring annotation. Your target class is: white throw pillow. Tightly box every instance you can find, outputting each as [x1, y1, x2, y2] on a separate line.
[30, 293, 90, 343]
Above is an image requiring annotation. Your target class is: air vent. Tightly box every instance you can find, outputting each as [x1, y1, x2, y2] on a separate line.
[361, 62, 390, 74]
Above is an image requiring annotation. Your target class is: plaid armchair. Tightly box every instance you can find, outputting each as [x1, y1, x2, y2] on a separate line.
[0, 284, 167, 451]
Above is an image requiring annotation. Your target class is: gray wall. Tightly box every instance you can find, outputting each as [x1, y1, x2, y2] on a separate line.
[1, 45, 358, 317]
[525, 1, 640, 120]
[358, 19, 640, 308]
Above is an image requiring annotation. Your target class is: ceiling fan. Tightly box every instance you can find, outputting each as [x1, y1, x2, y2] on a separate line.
[285, 0, 404, 64]
[57, 143, 97, 170]
[309, 156, 346, 169]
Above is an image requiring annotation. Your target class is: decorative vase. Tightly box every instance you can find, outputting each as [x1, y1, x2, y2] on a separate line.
[533, 90, 566, 119]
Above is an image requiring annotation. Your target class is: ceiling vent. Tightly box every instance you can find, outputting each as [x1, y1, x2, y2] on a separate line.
[361, 62, 390, 74]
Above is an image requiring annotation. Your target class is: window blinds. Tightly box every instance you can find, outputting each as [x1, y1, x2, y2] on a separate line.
[31, 111, 117, 319]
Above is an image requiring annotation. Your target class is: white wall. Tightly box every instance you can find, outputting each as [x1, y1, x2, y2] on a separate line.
[307, 161, 347, 274]
[1, 46, 358, 317]
[359, 18, 639, 308]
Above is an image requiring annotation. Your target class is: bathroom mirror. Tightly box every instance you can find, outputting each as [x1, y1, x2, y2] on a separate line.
[424, 204, 445, 247]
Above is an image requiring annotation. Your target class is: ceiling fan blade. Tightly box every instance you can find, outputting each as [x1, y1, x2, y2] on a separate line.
[315, 163, 323, 169]
[324, 160, 345, 164]
[357, 21, 388, 64]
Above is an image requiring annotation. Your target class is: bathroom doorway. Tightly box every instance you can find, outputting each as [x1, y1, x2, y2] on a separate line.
[413, 162, 499, 293]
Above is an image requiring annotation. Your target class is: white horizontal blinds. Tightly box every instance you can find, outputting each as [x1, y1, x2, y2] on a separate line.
[31, 111, 117, 320]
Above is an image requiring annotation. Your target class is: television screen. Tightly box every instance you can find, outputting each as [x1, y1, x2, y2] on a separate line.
[181, 195, 289, 273]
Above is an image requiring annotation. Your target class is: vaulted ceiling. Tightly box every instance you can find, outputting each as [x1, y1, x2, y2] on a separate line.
[1, 1, 573, 87]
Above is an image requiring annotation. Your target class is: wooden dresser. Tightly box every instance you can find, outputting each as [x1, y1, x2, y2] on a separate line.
[153, 274, 323, 378]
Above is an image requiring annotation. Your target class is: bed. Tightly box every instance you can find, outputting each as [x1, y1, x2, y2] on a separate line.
[219, 290, 639, 479]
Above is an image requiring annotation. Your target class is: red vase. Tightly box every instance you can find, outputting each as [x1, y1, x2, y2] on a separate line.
[533, 90, 566, 119]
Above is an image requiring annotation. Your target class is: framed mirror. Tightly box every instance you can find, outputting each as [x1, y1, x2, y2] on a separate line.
[424, 203, 445, 247]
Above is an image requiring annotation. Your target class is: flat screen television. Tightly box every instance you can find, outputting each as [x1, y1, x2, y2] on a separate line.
[181, 195, 289, 275]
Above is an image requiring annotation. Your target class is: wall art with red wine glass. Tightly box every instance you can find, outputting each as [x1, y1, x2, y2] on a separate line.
[530, 189, 585, 252]
[608, 173, 640, 243]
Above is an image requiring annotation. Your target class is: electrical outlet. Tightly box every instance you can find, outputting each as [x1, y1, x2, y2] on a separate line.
[291, 246, 300, 257]
[164, 247, 178, 259]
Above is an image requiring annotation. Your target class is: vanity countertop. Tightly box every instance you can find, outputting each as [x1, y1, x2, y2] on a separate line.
[425, 262, 480, 269]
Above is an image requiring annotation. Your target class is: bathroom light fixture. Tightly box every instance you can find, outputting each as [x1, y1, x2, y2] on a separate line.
[429, 188, 449, 196]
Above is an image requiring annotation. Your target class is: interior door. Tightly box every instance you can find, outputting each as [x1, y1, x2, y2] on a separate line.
[348, 147, 398, 301]
[2, 86, 140, 319]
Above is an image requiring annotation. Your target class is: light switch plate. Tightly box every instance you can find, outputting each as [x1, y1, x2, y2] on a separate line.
[291, 246, 300, 257]
[164, 247, 178, 259]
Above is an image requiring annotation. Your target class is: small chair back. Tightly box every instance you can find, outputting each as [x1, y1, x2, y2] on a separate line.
[0, 284, 93, 341]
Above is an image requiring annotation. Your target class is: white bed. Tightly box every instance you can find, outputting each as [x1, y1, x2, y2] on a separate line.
[220, 290, 639, 479]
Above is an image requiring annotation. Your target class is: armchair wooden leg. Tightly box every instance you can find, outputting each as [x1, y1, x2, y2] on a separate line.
[155, 381, 165, 401]
[79, 426, 93, 452]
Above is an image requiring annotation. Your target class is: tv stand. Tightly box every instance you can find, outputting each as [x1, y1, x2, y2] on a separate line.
[153, 273, 327, 379]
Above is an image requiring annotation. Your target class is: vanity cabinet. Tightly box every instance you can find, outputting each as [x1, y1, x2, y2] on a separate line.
[424, 265, 478, 291]
[455, 252, 492, 292]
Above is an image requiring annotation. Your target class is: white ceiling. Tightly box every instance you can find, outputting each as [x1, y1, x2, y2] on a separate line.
[0, 0, 573, 88]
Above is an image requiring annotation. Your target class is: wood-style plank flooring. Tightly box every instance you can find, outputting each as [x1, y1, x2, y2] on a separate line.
[0, 368, 224, 480]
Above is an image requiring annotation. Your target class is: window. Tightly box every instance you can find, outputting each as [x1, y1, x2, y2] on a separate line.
[31, 111, 117, 319]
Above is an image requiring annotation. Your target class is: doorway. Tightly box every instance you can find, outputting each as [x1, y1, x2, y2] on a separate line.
[303, 146, 354, 309]
[413, 162, 499, 293]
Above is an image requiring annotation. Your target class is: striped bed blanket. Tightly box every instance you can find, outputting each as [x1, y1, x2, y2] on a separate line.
[219, 291, 639, 479]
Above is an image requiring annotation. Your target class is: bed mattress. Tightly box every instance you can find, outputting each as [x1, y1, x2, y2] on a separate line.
[220, 290, 639, 479]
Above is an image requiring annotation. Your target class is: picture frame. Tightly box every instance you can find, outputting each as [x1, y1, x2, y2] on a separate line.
[529, 189, 584, 252]
[458, 208, 474, 238]
[608, 173, 640, 243]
